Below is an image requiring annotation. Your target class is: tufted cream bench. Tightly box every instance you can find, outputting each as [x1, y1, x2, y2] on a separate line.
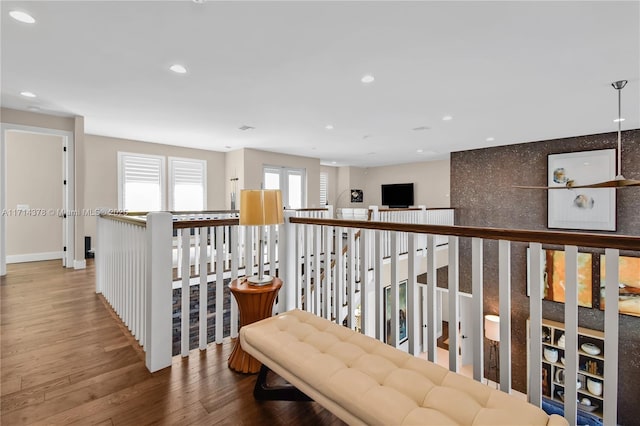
[240, 309, 568, 426]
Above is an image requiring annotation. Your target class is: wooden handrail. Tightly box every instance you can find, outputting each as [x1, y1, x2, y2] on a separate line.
[289, 208, 330, 212]
[289, 217, 640, 251]
[377, 207, 455, 212]
[125, 210, 239, 216]
[100, 213, 147, 227]
[173, 218, 239, 229]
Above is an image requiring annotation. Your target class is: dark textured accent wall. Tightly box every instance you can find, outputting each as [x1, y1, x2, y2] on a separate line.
[451, 129, 640, 425]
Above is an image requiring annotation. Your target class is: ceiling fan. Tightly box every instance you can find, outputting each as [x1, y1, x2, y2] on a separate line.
[514, 80, 640, 189]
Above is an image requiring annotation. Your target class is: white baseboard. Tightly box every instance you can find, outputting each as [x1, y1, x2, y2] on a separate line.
[73, 259, 86, 269]
[6, 251, 64, 264]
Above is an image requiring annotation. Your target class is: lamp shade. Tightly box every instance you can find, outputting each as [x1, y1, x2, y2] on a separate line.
[484, 314, 500, 342]
[240, 189, 284, 226]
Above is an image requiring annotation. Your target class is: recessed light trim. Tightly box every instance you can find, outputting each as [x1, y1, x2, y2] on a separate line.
[417, 149, 424, 153]
[412, 126, 430, 131]
[10, 10, 36, 24]
[486, 137, 495, 142]
[613, 118, 625, 123]
[325, 124, 334, 130]
[442, 115, 453, 121]
[169, 64, 187, 74]
[331, 161, 337, 164]
[361, 74, 375, 84]
[20, 91, 36, 98]
[238, 125, 255, 131]
[27, 106, 41, 112]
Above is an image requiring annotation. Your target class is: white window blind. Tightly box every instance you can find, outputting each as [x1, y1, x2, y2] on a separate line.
[169, 157, 206, 211]
[118, 153, 165, 211]
[320, 172, 328, 206]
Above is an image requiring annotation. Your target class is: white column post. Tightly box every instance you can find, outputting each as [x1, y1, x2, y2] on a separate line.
[280, 210, 296, 311]
[145, 212, 173, 372]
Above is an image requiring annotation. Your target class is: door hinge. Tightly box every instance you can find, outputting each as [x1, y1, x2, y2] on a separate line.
[63, 246, 67, 252]
[63, 180, 67, 185]
[63, 146, 67, 152]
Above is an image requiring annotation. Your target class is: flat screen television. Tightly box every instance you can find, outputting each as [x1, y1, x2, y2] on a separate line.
[381, 183, 414, 208]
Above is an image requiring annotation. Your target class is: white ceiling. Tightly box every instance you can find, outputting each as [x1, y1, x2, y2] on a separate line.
[1, 1, 638, 167]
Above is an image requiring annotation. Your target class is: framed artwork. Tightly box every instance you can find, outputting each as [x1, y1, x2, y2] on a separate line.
[384, 280, 407, 344]
[351, 189, 363, 203]
[600, 255, 640, 317]
[547, 149, 616, 231]
[527, 248, 593, 307]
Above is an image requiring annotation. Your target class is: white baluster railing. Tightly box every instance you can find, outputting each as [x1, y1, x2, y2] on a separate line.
[96, 209, 636, 426]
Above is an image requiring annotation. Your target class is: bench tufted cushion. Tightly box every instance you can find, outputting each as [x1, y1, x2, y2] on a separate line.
[240, 309, 568, 426]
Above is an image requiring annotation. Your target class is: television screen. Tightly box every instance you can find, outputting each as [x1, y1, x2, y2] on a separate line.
[381, 183, 414, 208]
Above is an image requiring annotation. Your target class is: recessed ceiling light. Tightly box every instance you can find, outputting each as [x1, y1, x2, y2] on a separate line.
[10, 10, 36, 24]
[367, 152, 376, 155]
[169, 64, 187, 74]
[361, 74, 375, 84]
[224, 145, 231, 149]
[362, 134, 372, 139]
[20, 91, 36, 98]
[486, 137, 495, 142]
[442, 115, 453, 121]
[238, 125, 255, 131]
[325, 124, 334, 130]
[417, 149, 424, 153]
[192, 0, 206, 3]
[584, 162, 591, 166]
[331, 161, 337, 164]
[27, 106, 40, 112]
[412, 126, 430, 131]
[613, 118, 625, 123]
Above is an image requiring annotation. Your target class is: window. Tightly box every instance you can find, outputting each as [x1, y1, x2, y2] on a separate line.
[320, 172, 328, 206]
[169, 157, 206, 211]
[118, 153, 165, 211]
[263, 166, 306, 209]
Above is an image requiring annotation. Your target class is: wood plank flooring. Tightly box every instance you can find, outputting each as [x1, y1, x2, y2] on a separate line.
[1, 260, 345, 425]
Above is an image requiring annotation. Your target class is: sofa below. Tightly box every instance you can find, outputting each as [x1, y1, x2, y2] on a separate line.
[240, 309, 568, 426]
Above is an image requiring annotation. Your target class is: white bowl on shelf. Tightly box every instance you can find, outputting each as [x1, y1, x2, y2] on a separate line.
[587, 378, 603, 396]
[543, 347, 559, 363]
[581, 342, 601, 356]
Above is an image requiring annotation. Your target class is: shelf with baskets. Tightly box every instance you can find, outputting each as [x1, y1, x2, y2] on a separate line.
[528, 318, 605, 419]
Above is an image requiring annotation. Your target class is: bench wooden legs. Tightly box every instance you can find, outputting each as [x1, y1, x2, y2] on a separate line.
[253, 365, 313, 402]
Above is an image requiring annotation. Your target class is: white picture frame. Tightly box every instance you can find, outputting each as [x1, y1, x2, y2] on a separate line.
[547, 149, 616, 231]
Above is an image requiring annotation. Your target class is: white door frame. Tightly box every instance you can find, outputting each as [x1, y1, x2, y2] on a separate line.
[0, 123, 75, 274]
[263, 165, 307, 209]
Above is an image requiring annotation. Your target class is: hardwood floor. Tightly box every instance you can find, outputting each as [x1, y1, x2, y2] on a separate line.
[1, 260, 345, 425]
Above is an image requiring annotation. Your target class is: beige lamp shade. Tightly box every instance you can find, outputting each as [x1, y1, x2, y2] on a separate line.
[240, 189, 284, 226]
[484, 314, 500, 342]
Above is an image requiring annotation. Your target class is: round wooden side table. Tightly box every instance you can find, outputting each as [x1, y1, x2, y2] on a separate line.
[228, 277, 282, 374]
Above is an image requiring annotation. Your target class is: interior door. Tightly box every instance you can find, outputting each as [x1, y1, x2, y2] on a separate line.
[460, 294, 473, 366]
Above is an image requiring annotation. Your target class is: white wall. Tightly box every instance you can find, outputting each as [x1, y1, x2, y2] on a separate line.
[83, 134, 227, 247]
[363, 159, 450, 208]
[242, 148, 321, 207]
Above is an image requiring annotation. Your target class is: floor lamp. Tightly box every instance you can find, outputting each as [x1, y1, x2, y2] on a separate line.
[484, 314, 500, 387]
[240, 189, 284, 286]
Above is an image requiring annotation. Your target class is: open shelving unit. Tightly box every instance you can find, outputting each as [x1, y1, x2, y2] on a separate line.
[528, 318, 605, 421]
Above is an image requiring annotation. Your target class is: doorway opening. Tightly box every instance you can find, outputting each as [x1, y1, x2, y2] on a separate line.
[1, 124, 75, 275]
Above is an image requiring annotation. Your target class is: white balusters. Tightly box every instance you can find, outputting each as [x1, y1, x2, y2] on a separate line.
[564, 245, 579, 425]
[498, 239, 512, 393]
[528, 243, 543, 406]
[603, 248, 619, 425]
